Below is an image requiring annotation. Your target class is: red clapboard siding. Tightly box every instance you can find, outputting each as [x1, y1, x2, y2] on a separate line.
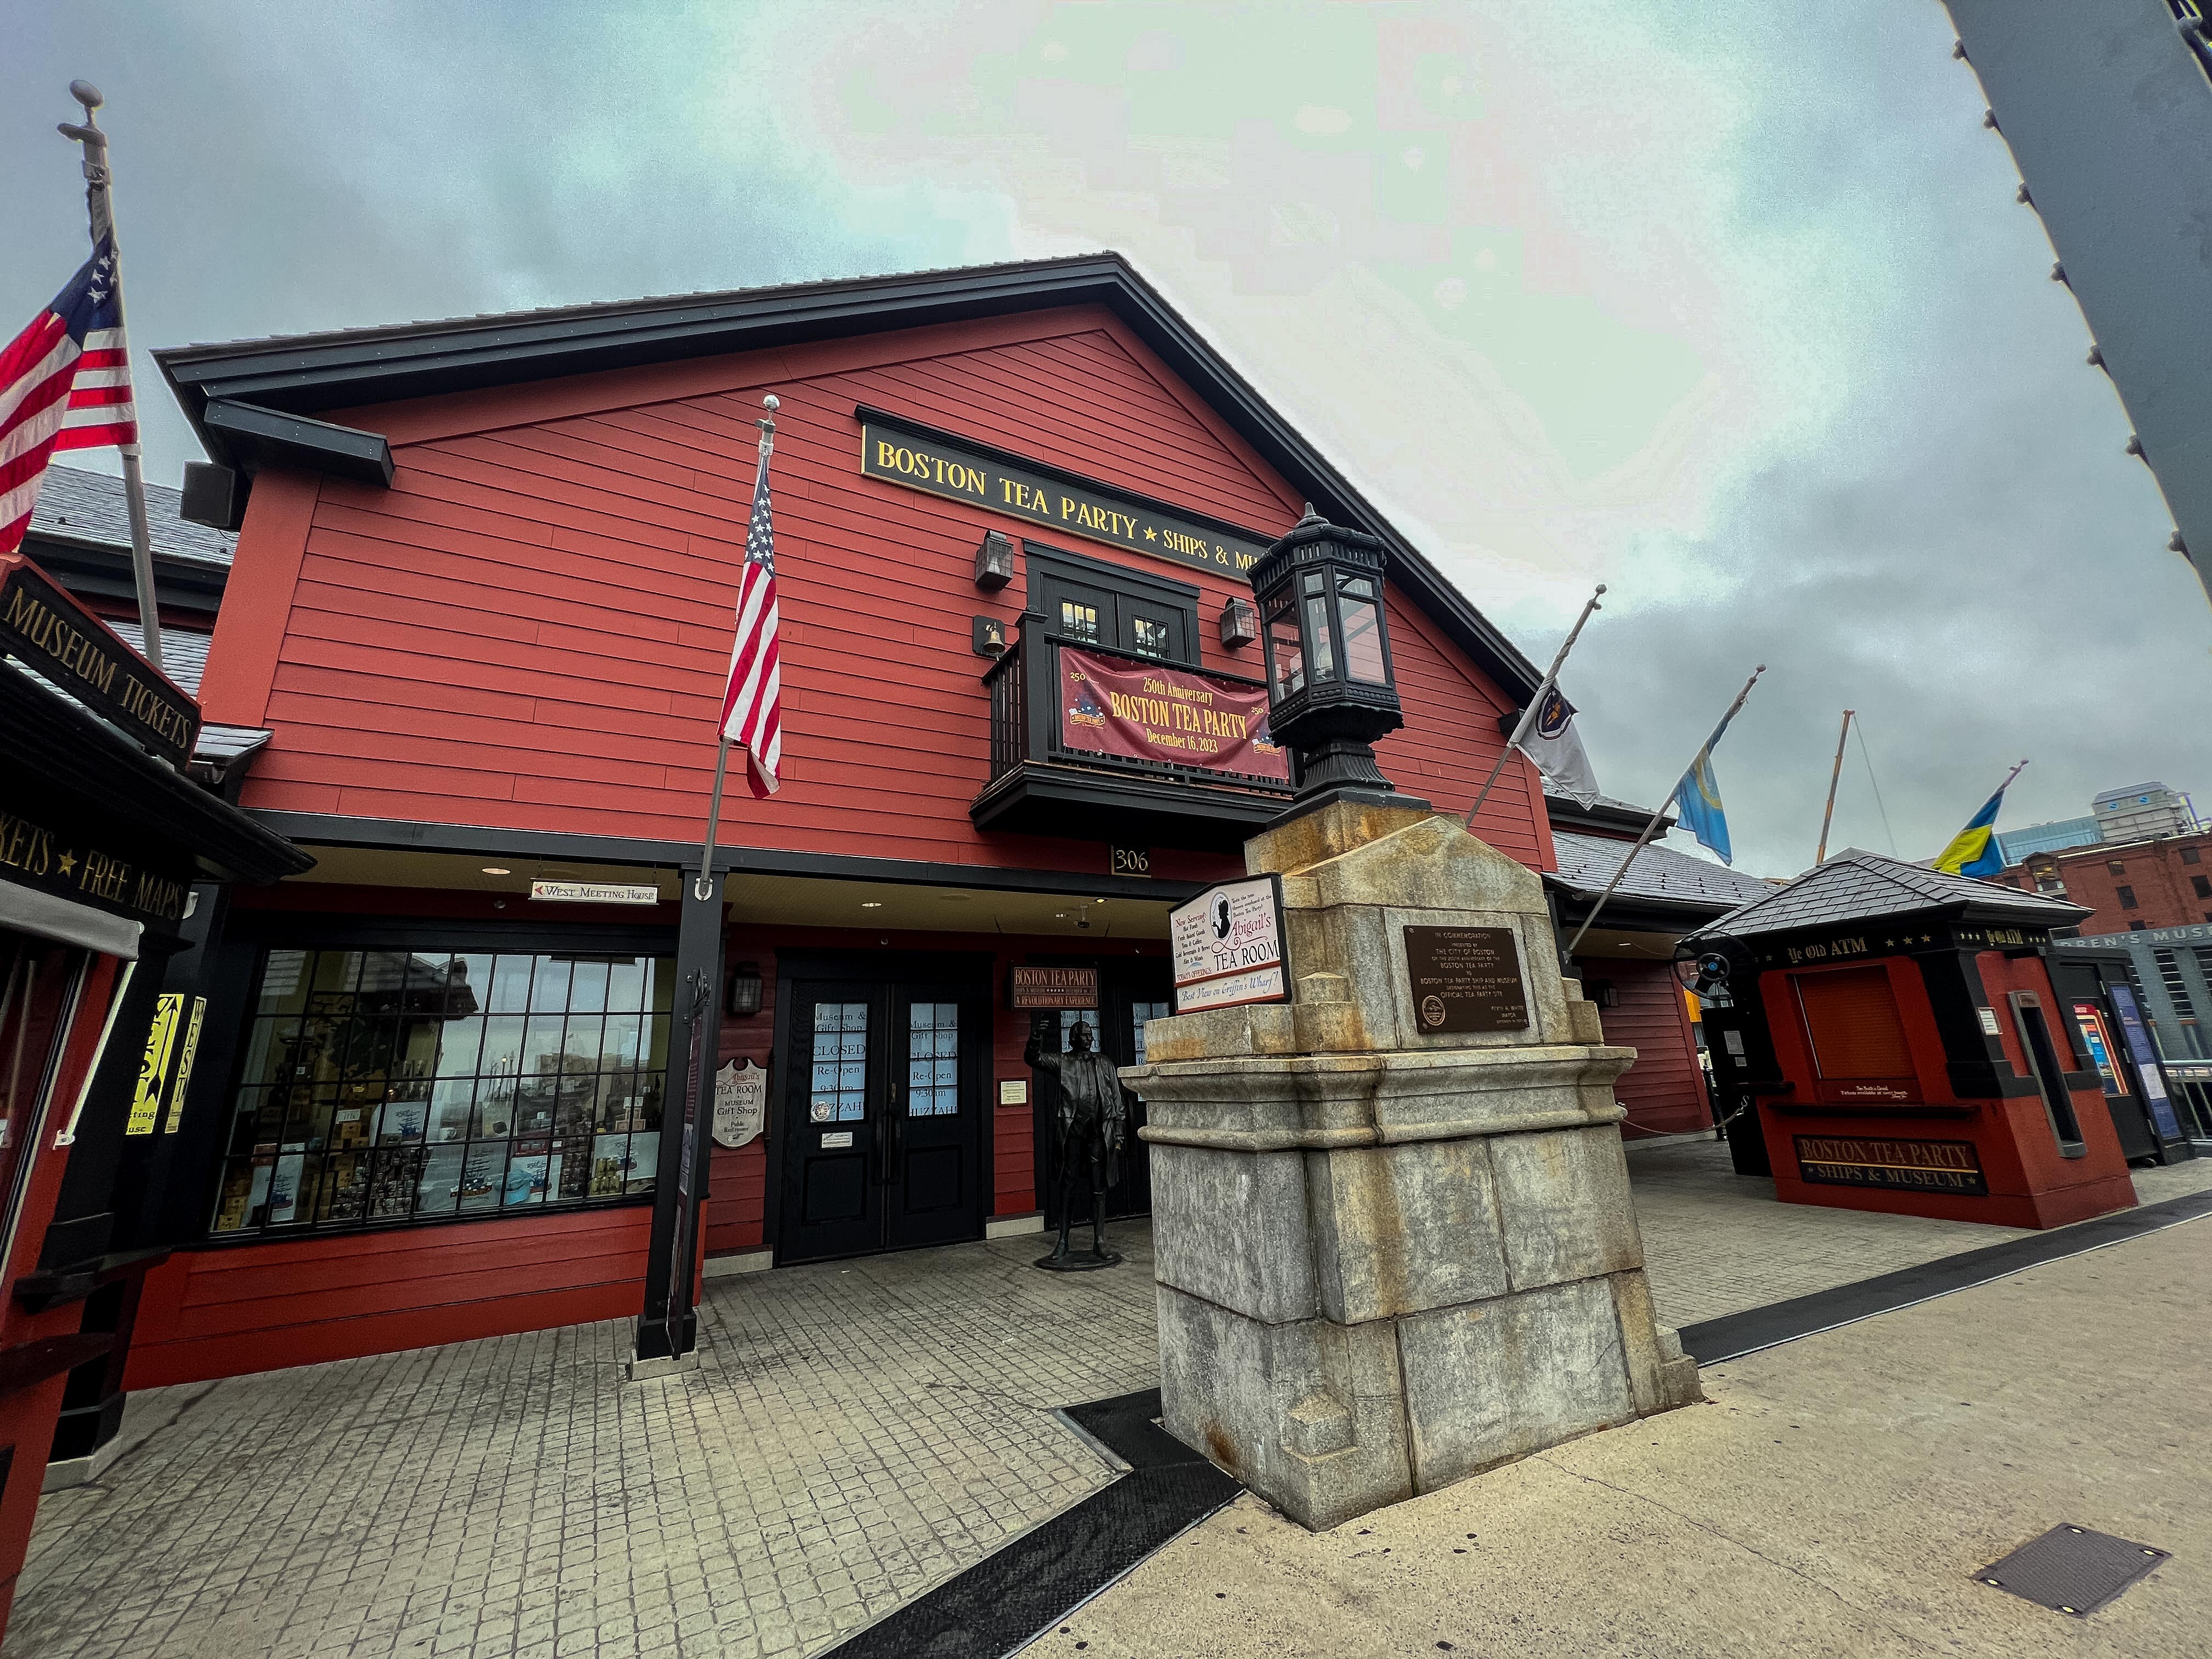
[124, 1205, 655, 1387]
[1582, 958, 1710, 1139]
[212, 305, 1550, 873]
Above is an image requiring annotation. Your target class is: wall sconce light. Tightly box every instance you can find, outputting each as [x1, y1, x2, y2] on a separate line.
[972, 615, 1008, 657]
[1219, 594, 1257, 648]
[974, 531, 1014, 591]
[726, 962, 764, 1017]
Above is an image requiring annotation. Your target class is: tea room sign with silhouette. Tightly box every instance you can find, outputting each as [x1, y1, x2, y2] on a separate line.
[1170, 875, 1288, 1014]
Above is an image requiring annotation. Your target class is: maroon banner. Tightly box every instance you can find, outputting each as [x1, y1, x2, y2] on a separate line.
[1058, 647, 1290, 783]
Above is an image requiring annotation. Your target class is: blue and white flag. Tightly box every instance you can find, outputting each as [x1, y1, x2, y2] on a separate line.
[1673, 740, 1733, 864]
[1669, 676, 1763, 866]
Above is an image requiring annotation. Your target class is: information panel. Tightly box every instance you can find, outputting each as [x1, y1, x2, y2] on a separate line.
[1402, 926, 1528, 1034]
[1170, 876, 1288, 1014]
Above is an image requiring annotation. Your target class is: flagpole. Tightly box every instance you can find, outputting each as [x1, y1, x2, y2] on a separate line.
[1562, 664, 1765, 961]
[1814, 709, 1854, 865]
[1464, 583, 1605, 831]
[690, 397, 777, 903]
[57, 80, 163, 679]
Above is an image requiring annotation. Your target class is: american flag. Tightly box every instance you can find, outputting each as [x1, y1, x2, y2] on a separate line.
[1, 235, 137, 555]
[716, 442, 783, 798]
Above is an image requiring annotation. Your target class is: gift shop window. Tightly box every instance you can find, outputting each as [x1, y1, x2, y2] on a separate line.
[211, 945, 675, 1238]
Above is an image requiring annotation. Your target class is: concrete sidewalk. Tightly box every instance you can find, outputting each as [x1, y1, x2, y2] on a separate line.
[1022, 1211, 2212, 1658]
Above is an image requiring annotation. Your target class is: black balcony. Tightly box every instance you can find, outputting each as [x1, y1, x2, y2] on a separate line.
[973, 633, 1293, 851]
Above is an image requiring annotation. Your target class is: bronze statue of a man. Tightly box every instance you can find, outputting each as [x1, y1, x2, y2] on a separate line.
[1024, 1018, 1127, 1267]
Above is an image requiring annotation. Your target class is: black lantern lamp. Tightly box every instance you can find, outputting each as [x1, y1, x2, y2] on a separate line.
[1218, 594, 1258, 648]
[725, 961, 764, 1017]
[974, 530, 1014, 591]
[1248, 505, 1426, 811]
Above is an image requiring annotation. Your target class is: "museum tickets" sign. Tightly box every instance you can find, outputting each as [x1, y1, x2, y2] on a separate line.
[1058, 648, 1289, 784]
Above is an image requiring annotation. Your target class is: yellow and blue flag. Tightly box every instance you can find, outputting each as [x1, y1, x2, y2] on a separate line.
[1931, 784, 2010, 877]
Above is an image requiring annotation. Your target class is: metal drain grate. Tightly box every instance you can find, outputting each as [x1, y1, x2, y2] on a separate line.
[1974, 1524, 2169, 1617]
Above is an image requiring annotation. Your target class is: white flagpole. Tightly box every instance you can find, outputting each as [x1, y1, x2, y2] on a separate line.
[1464, 583, 1605, 831]
[1562, 664, 1765, 961]
[691, 396, 777, 902]
[57, 81, 163, 679]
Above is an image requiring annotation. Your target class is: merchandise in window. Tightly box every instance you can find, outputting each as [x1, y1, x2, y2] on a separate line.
[211, 945, 674, 1237]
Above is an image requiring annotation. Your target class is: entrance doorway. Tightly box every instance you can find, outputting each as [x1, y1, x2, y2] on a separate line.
[1029, 961, 1173, 1226]
[776, 957, 990, 1264]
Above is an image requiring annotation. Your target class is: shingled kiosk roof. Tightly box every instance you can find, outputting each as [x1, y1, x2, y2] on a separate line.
[1692, 848, 2088, 942]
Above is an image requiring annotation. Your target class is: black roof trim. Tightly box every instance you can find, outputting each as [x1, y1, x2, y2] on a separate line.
[204, 399, 394, 485]
[1, 669, 311, 888]
[1545, 794, 1669, 837]
[155, 255, 1538, 699]
[19, 535, 228, 617]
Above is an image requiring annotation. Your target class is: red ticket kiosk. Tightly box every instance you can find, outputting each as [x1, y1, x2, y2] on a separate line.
[1688, 851, 2137, 1229]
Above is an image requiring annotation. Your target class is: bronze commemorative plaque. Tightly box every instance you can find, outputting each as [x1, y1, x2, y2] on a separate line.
[1403, 926, 1528, 1034]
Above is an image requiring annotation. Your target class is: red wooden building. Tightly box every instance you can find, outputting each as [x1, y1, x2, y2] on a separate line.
[1544, 792, 1775, 1139]
[112, 253, 1711, 1389]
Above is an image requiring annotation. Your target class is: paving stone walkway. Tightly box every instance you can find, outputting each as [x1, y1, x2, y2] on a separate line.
[12, 1138, 2210, 1659]
[1626, 1133, 2212, 1327]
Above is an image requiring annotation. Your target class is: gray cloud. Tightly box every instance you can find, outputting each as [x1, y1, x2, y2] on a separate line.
[7, 1, 2206, 880]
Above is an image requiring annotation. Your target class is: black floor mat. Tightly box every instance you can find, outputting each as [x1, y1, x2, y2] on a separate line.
[820, 1387, 1240, 1658]
[1679, 1185, 2212, 1364]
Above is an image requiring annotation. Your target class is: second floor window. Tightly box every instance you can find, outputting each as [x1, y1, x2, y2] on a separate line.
[1059, 600, 1101, 642]
[2119, 885, 2139, 910]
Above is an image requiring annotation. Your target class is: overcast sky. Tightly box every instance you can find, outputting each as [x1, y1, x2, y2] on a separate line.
[11, 2, 2210, 877]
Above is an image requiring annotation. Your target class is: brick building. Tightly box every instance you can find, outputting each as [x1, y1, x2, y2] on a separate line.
[1996, 828, 2212, 935]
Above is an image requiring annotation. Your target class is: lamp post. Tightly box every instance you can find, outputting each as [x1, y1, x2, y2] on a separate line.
[1248, 505, 1426, 814]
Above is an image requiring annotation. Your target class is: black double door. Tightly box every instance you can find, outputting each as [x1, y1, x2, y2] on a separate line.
[1031, 965, 1173, 1226]
[778, 971, 987, 1263]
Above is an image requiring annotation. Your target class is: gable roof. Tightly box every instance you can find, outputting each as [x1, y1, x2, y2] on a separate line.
[1694, 848, 2089, 941]
[1548, 830, 1775, 919]
[153, 253, 1541, 702]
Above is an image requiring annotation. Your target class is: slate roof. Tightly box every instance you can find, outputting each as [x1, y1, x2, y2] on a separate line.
[1695, 848, 2089, 940]
[27, 466, 236, 566]
[101, 622, 213, 697]
[1547, 831, 1775, 917]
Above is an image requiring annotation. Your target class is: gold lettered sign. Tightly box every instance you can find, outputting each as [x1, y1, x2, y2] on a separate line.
[1793, 1135, 1988, 1196]
[857, 409, 1274, 577]
[1010, 965, 1099, 1009]
[1, 550, 200, 766]
[0, 806, 189, 929]
[128, 994, 183, 1135]
[165, 997, 207, 1133]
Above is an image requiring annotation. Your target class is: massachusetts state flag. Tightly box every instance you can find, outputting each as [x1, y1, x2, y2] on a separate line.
[717, 445, 783, 797]
[1, 235, 137, 554]
[1932, 783, 2010, 878]
[1515, 685, 1601, 808]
